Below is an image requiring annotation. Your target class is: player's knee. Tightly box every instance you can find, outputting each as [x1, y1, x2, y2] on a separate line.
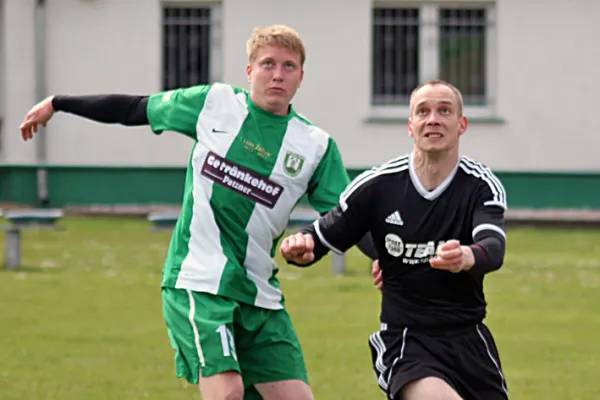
[199, 371, 244, 400]
[200, 385, 244, 400]
[402, 377, 463, 400]
[222, 390, 244, 400]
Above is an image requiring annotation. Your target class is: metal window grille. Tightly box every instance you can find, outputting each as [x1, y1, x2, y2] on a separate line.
[372, 8, 420, 105]
[372, 6, 490, 106]
[163, 7, 213, 90]
[439, 8, 487, 105]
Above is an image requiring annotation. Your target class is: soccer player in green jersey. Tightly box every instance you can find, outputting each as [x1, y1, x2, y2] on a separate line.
[20, 25, 376, 400]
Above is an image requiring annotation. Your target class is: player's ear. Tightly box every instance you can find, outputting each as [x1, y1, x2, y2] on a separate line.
[246, 64, 252, 83]
[458, 115, 468, 136]
[408, 119, 415, 138]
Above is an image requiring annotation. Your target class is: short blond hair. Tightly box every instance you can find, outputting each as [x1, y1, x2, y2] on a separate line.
[246, 25, 306, 67]
[410, 79, 464, 116]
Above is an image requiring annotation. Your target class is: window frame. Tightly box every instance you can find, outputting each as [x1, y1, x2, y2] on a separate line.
[161, 1, 222, 90]
[371, 1, 497, 120]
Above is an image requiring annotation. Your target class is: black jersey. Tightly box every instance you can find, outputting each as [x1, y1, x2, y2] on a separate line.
[305, 154, 507, 329]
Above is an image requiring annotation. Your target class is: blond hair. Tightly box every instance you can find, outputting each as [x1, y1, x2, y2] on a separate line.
[409, 79, 464, 116]
[246, 25, 306, 66]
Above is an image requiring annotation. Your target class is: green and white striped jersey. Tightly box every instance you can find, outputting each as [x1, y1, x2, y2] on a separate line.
[147, 83, 350, 310]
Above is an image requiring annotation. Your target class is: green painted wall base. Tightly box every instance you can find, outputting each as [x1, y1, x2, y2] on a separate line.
[1, 166, 599, 210]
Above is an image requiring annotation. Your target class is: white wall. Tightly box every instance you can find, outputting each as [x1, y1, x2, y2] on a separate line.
[492, 0, 600, 171]
[1, 0, 599, 171]
[3, 0, 37, 164]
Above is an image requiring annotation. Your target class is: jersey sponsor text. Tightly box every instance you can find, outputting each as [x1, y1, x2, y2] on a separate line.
[201, 151, 283, 209]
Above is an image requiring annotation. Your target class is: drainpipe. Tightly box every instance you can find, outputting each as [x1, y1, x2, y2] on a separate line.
[34, 0, 48, 206]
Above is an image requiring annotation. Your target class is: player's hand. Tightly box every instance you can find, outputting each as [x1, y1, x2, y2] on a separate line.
[20, 96, 56, 141]
[429, 239, 474, 273]
[371, 259, 383, 291]
[280, 232, 315, 265]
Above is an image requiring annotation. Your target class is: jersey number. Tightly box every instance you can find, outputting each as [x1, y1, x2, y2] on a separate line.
[216, 324, 237, 361]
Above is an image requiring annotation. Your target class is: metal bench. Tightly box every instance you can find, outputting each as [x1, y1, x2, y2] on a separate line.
[146, 207, 346, 275]
[1, 208, 64, 270]
[147, 210, 181, 231]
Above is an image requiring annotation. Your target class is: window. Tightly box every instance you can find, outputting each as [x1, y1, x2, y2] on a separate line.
[162, 4, 222, 90]
[372, 3, 497, 118]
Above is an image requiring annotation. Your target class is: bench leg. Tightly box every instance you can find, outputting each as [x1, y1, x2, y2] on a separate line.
[6, 229, 21, 270]
[332, 252, 345, 276]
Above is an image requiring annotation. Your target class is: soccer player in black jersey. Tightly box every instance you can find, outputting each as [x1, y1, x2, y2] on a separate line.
[280, 80, 509, 400]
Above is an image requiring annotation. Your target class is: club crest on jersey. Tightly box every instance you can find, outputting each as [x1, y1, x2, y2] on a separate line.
[283, 151, 305, 177]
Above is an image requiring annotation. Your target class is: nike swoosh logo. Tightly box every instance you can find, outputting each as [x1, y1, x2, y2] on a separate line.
[212, 128, 228, 133]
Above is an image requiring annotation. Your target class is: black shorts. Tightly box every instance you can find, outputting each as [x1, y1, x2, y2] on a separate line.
[368, 323, 508, 400]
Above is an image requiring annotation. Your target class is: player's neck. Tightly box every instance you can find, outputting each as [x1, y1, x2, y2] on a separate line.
[411, 149, 459, 191]
[249, 93, 291, 116]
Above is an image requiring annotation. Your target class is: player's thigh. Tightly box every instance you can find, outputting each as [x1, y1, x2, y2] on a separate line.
[402, 377, 464, 400]
[235, 305, 310, 392]
[162, 288, 242, 388]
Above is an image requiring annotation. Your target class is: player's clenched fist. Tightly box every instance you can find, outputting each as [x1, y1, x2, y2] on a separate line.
[280, 232, 315, 265]
[429, 239, 475, 273]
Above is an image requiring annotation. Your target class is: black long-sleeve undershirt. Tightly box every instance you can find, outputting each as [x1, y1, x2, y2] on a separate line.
[51, 94, 149, 126]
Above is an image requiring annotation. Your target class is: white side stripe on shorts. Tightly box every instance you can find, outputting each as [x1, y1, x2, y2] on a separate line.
[476, 324, 508, 395]
[369, 331, 387, 375]
[369, 327, 408, 392]
[186, 289, 206, 367]
[382, 328, 408, 390]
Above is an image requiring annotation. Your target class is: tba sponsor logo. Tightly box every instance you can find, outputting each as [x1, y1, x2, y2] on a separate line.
[201, 151, 284, 209]
[385, 233, 446, 265]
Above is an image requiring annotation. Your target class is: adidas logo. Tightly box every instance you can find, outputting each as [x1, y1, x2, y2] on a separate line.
[385, 211, 404, 226]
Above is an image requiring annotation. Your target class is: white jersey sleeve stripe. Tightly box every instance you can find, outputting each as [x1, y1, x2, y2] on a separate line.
[460, 158, 505, 202]
[461, 157, 507, 205]
[472, 223, 506, 240]
[313, 220, 344, 255]
[340, 160, 409, 211]
[341, 156, 409, 199]
[459, 158, 507, 210]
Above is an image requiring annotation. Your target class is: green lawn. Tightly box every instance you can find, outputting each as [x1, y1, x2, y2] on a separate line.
[1, 218, 599, 399]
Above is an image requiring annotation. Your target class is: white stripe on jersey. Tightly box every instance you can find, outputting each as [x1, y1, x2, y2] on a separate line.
[459, 157, 508, 210]
[339, 156, 409, 211]
[472, 223, 506, 240]
[342, 155, 409, 198]
[313, 220, 344, 255]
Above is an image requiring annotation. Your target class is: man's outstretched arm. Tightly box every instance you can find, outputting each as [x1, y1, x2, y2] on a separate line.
[281, 204, 371, 267]
[52, 95, 149, 125]
[281, 176, 376, 267]
[20, 94, 149, 141]
[21, 85, 211, 141]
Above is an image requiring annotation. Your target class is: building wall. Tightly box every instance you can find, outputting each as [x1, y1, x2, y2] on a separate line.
[0, 0, 599, 208]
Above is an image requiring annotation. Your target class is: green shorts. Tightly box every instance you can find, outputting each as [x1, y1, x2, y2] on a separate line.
[162, 287, 309, 391]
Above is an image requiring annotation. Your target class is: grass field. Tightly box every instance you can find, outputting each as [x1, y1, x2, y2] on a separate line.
[1, 217, 599, 399]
